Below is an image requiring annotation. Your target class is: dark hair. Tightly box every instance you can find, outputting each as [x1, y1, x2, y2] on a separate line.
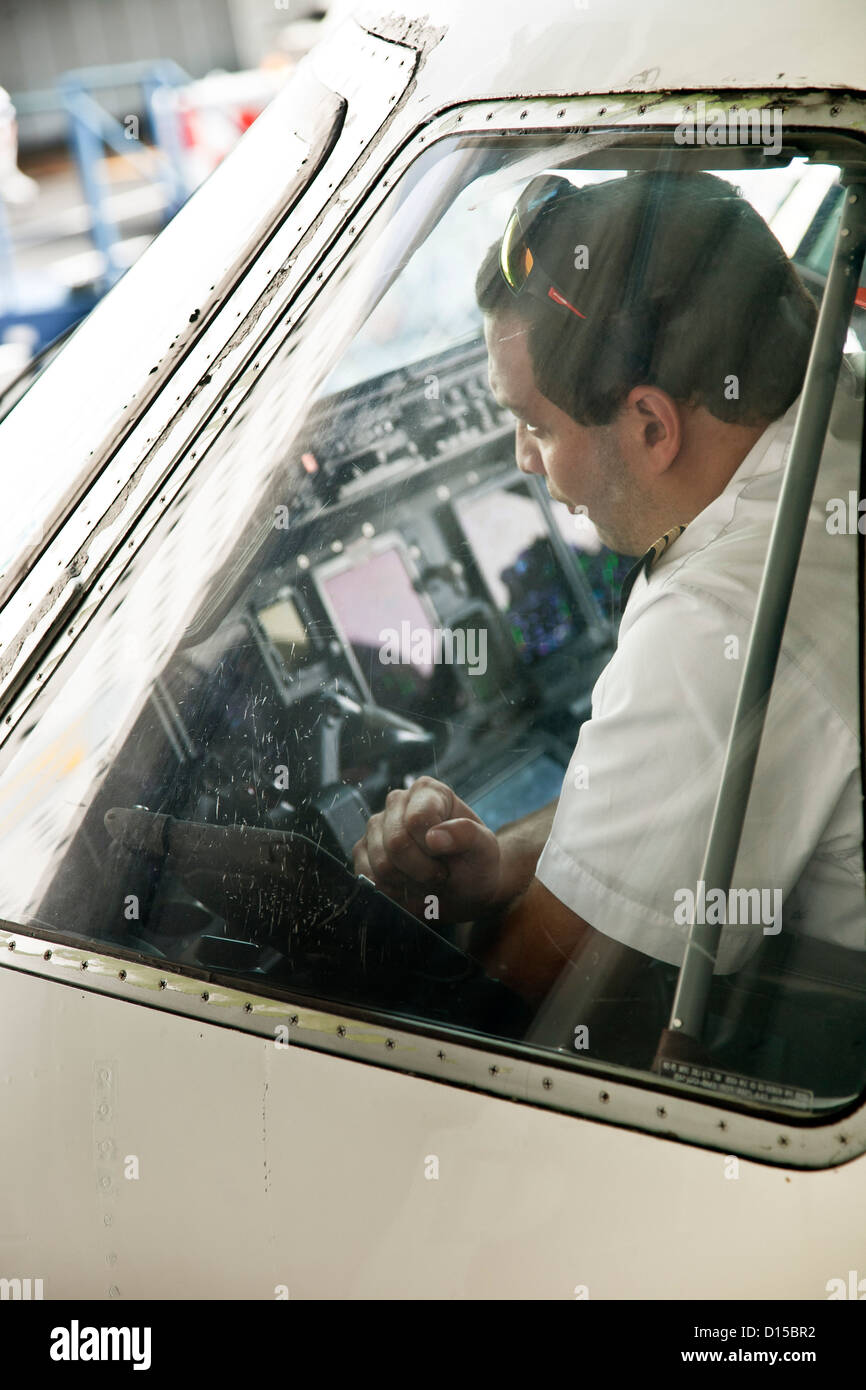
[475, 171, 817, 426]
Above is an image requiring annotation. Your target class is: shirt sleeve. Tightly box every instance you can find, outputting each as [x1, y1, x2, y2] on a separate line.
[534, 585, 859, 974]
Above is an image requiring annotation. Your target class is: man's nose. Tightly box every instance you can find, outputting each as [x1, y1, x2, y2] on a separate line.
[515, 422, 544, 476]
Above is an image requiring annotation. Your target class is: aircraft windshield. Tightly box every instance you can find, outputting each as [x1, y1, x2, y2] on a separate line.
[0, 124, 864, 1125]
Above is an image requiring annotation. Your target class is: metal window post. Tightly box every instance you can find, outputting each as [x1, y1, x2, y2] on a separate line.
[664, 178, 866, 1048]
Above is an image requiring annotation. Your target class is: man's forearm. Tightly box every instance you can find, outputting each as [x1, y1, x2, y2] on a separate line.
[491, 799, 557, 906]
[456, 799, 556, 958]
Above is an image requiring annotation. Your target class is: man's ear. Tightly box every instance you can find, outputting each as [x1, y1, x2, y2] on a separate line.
[623, 386, 682, 476]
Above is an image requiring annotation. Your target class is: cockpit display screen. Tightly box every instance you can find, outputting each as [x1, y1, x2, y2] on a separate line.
[551, 508, 634, 621]
[455, 483, 581, 663]
[256, 596, 311, 666]
[317, 540, 439, 705]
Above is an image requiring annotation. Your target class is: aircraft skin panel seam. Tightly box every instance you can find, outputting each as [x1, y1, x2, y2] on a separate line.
[0, 923, 862, 1172]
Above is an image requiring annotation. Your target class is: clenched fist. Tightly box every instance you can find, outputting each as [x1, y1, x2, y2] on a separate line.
[352, 776, 502, 922]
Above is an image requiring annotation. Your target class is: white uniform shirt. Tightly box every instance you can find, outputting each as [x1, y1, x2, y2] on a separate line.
[535, 400, 866, 974]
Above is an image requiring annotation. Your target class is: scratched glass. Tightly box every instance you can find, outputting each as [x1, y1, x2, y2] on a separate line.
[0, 127, 863, 1120]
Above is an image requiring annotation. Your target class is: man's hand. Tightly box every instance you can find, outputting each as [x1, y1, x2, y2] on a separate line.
[353, 784, 639, 1008]
[352, 776, 503, 922]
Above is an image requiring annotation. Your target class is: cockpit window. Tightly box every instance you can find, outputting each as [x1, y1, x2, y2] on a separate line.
[0, 127, 864, 1126]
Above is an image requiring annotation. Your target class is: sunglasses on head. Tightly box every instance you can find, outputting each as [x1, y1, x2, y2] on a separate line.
[499, 179, 587, 321]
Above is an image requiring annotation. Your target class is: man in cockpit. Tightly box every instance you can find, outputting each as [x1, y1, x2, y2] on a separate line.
[352, 170, 864, 1026]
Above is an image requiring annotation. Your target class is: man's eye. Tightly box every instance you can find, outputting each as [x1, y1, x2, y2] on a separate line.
[513, 413, 544, 438]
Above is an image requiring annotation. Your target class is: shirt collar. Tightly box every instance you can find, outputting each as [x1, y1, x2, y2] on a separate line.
[619, 523, 687, 614]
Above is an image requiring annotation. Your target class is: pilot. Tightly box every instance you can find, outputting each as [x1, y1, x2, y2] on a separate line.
[352, 170, 864, 1029]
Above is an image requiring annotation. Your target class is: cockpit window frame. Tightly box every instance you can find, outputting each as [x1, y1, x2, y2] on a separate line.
[1, 89, 866, 1170]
